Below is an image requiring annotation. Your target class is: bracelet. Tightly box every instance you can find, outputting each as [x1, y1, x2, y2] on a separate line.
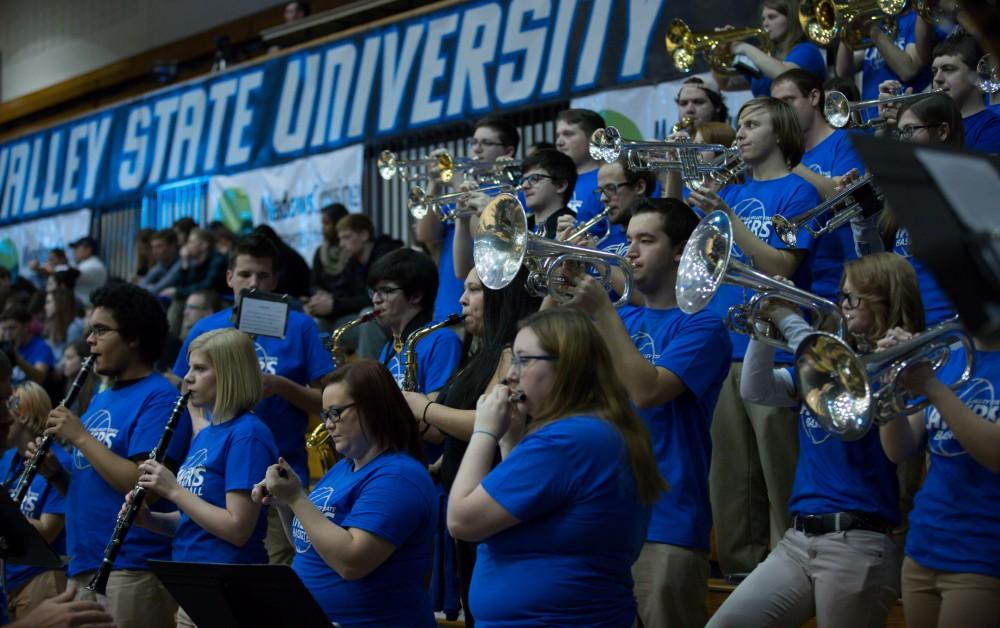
[420, 419, 432, 436]
[472, 429, 499, 442]
[422, 400, 435, 424]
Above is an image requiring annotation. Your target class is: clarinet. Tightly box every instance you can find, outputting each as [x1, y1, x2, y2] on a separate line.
[87, 391, 191, 595]
[11, 355, 96, 505]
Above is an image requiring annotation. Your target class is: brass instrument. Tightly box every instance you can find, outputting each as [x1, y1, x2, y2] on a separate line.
[590, 127, 741, 182]
[665, 19, 773, 74]
[378, 150, 454, 183]
[474, 194, 634, 307]
[563, 207, 612, 247]
[976, 54, 1000, 95]
[772, 174, 884, 247]
[672, 116, 696, 135]
[408, 183, 514, 221]
[403, 314, 466, 392]
[824, 88, 944, 129]
[799, 0, 906, 48]
[795, 317, 974, 440]
[913, 0, 959, 26]
[460, 156, 522, 187]
[676, 211, 846, 352]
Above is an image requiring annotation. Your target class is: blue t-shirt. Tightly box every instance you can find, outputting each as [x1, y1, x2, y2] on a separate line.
[600, 224, 629, 258]
[859, 12, 932, 121]
[892, 227, 955, 325]
[378, 326, 462, 394]
[906, 349, 1000, 577]
[433, 222, 464, 323]
[291, 451, 437, 627]
[800, 130, 865, 301]
[618, 306, 731, 549]
[2, 445, 70, 591]
[12, 336, 55, 385]
[708, 174, 821, 359]
[174, 309, 332, 484]
[785, 370, 899, 522]
[751, 42, 826, 97]
[473, 417, 649, 627]
[963, 108, 1000, 154]
[65, 373, 191, 577]
[569, 168, 603, 225]
[172, 413, 277, 564]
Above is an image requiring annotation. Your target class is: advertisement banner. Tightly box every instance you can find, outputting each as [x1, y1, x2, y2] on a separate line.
[0, 208, 92, 276]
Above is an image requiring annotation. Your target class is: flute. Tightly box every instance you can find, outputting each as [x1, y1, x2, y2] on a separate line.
[12, 355, 95, 505]
[87, 392, 191, 595]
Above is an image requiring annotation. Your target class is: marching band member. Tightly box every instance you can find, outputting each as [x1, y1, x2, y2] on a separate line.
[566, 198, 731, 628]
[687, 96, 822, 579]
[555, 109, 605, 224]
[714, 0, 826, 97]
[710, 252, 925, 627]
[661, 122, 738, 202]
[128, 328, 277, 628]
[676, 76, 731, 129]
[253, 360, 438, 628]
[518, 149, 578, 238]
[448, 307, 663, 626]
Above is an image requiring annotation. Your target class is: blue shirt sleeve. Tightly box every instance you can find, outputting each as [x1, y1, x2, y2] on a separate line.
[298, 314, 334, 384]
[786, 42, 826, 83]
[224, 427, 278, 493]
[657, 312, 733, 398]
[127, 389, 189, 464]
[40, 484, 67, 516]
[420, 330, 463, 393]
[339, 470, 435, 548]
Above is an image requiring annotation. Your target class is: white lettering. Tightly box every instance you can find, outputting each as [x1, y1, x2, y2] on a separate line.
[574, 0, 612, 88]
[22, 137, 43, 214]
[83, 117, 111, 200]
[446, 4, 501, 116]
[168, 89, 206, 179]
[411, 14, 459, 125]
[147, 96, 180, 184]
[348, 37, 381, 138]
[0, 148, 8, 214]
[226, 72, 263, 167]
[203, 80, 237, 171]
[541, 0, 577, 95]
[274, 54, 321, 154]
[312, 44, 357, 147]
[621, 0, 663, 78]
[496, 0, 549, 104]
[119, 106, 151, 192]
[378, 24, 426, 132]
[42, 132, 63, 210]
[60, 125, 87, 205]
[1, 142, 29, 218]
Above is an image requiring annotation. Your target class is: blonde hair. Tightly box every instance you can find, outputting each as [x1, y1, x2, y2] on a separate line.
[695, 121, 736, 148]
[737, 97, 805, 167]
[842, 252, 925, 347]
[518, 308, 666, 505]
[762, 0, 806, 56]
[188, 329, 261, 421]
[13, 381, 52, 436]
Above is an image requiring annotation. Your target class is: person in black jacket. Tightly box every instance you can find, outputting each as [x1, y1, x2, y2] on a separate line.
[252, 225, 312, 300]
[310, 203, 350, 297]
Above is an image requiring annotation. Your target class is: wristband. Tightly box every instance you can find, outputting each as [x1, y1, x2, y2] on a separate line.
[420, 419, 432, 436]
[472, 429, 499, 442]
[422, 400, 435, 425]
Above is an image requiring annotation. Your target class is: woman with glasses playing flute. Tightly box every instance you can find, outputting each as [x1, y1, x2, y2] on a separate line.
[448, 308, 663, 626]
[254, 360, 438, 628]
[710, 253, 924, 627]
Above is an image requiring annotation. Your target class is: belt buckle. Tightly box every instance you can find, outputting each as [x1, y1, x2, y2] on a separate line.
[797, 515, 823, 535]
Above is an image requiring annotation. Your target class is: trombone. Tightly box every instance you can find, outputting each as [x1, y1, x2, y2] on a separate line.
[665, 19, 772, 74]
[795, 317, 974, 441]
[771, 173, 884, 247]
[590, 127, 740, 182]
[825, 88, 944, 129]
[378, 150, 455, 183]
[473, 194, 634, 307]
[408, 183, 514, 221]
[676, 211, 846, 352]
[799, 0, 906, 48]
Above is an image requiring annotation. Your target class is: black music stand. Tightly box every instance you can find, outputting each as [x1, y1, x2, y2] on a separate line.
[0, 491, 62, 569]
[851, 135, 1000, 343]
[147, 561, 334, 628]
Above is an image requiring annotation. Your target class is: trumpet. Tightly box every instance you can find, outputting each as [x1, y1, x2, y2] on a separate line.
[461, 157, 522, 186]
[795, 317, 974, 441]
[676, 211, 846, 352]
[590, 127, 740, 182]
[562, 207, 612, 246]
[913, 0, 958, 26]
[378, 150, 455, 183]
[799, 0, 906, 48]
[672, 116, 696, 136]
[825, 88, 945, 129]
[665, 19, 773, 74]
[403, 314, 466, 392]
[976, 54, 1000, 95]
[474, 194, 634, 307]
[408, 183, 514, 221]
[771, 174, 884, 247]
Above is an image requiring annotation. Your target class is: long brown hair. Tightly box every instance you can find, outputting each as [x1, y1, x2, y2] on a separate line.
[762, 0, 806, 56]
[841, 252, 925, 349]
[517, 308, 666, 505]
[44, 287, 77, 346]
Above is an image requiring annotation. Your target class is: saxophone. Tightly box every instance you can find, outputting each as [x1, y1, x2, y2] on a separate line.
[402, 314, 466, 392]
[307, 311, 377, 472]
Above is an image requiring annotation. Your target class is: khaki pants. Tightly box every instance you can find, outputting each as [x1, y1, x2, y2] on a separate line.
[709, 362, 799, 576]
[902, 556, 1000, 628]
[8, 570, 67, 621]
[176, 605, 197, 628]
[632, 542, 709, 628]
[265, 506, 294, 566]
[72, 570, 177, 628]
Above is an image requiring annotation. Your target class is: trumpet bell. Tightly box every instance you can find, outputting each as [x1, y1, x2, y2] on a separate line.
[676, 211, 734, 314]
[796, 332, 873, 441]
[665, 19, 696, 72]
[377, 150, 397, 180]
[824, 90, 852, 128]
[474, 194, 529, 290]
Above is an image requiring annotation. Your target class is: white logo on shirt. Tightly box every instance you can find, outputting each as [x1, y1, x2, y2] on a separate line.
[177, 448, 209, 495]
[20, 488, 40, 514]
[808, 163, 833, 178]
[864, 33, 908, 71]
[732, 197, 772, 257]
[76, 410, 119, 469]
[255, 343, 278, 375]
[603, 241, 628, 257]
[801, 405, 832, 445]
[894, 228, 911, 258]
[925, 377, 999, 457]
[293, 486, 338, 553]
[631, 332, 661, 363]
[567, 194, 583, 213]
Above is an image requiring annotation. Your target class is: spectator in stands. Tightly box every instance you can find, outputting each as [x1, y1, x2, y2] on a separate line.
[60, 338, 97, 415]
[43, 286, 84, 363]
[284, 1, 310, 22]
[525, 141, 555, 157]
[252, 225, 312, 300]
[162, 228, 228, 334]
[132, 228, 155, 281]
[26, 248, 70, 291]
[555, 109, 605, 224]
[172, 217, 197, 248]
[0, 304, 54, 385]
[67, 237, 107, 305]
[139, 229, 182, 295]
[209, 221, 237, 257]
[310, 203, 350, 299]
[161, 289, 224, 381]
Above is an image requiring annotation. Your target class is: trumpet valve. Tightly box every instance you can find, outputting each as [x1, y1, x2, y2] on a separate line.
[771, 214, 798, 247]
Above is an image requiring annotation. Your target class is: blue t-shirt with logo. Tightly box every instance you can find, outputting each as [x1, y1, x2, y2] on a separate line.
[710, 174, 821, 359]
[172, 412, 277, 564]
[859, 12, 932, 121]
[433, 222, 464, 323]
[906, 349, 1000, 577]
[291, 451, 437, 627]
[65, 373, 191, 577]
[473, 416, 649, 627]
[174, 309, 332, 485]
[892, 227, 955, 325]
[963, 108, 1000, 154]
[600, 224, 629, 258]
[12, 336, 55, 385]
[751, 42, 827, 97]
[1, 445, 70, 591]
[378, 327, 462, 394]
[617, 306, 731, 549]
[569, 168, 603, 225]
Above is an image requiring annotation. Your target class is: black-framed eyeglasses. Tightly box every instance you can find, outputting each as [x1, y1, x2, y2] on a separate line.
[511, 353, 555, 372]
[838, 291, 862, 309]
[321, 403, 357, 425]
[368, 285, 403, 300]
[88, 324, 120, 339]
[891, 124, 942, 141]
[467, 138, 505, 149]
[593, 181, 633, 197]
[519, 173, 555, 188]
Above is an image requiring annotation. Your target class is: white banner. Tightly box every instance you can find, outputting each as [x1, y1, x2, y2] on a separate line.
[209, 144, 364, 261]
[0, 208, 92, 277]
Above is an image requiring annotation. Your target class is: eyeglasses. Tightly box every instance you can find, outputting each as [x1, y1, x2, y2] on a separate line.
[891, 124, 942, 141]
[510, 353, 555, 373]
[593, 181, 632, 197]
[467, 138, 505, 149]
[519, 173, 555, 188]
[368, 285, 403, 300]
[320, 403, 357, 425]
[838, 291, 862, 309]
[88, 324, 120, 339]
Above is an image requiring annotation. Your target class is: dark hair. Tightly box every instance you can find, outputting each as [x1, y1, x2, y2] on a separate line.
[474, 115, 520, 153]
[228, 233, 280, 271]
[188, 289, 223, 312]
[556, 108, 606, 136]
[678, 77, 730, 122]
[773, 67, 824, 103]
[90, 281, 168, 365]
[526, 141, 555, 155]
[336, 213, 374, 240]
[367, 248, 439, 312]
[210, 221, 236, 244]
[615, 161, 658, 198]
[321, 203, 349, 225]
[328, 360, 424, 462]
[932, 32, 981, 69]
[0, 304, 30, 324]
[898, 92, 966, 147]
[172, 217, 197, 239]
[0, 351, 10, 382]
[50, 248, 68, 265]
[824, 76, 860, 103]
[151, 228, 178, 247]
[630, 197, 701, 245]
[288, 0, 310, 16]
[51, 268, 80, 291]
[520, 149, 578, 204]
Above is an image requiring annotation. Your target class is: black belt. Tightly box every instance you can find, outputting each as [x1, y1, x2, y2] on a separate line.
[792, 512, 890, 536]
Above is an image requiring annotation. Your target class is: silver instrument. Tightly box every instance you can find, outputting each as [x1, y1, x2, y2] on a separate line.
[563, 207, 612, 246]
[772, 174, 884, 247]
[408, 183, 513, 221]
[976, 54, 1000, 95]
[825, 88, 944, 129]
[474, 194, 634, 307]
[378, 150, 455, 183]
[795, 317, 974, 440]
[676, 211, 846, 351]
[589, 127, 740, 182]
